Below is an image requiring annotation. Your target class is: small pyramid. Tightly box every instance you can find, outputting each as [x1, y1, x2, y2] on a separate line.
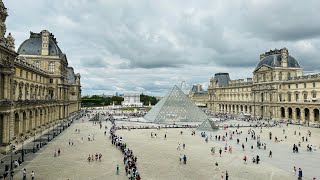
[144, 85, 210, 123]
[197, 119, 218, 131]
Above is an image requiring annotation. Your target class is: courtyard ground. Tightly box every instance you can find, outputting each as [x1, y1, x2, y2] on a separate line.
[13, 116, 320, 180]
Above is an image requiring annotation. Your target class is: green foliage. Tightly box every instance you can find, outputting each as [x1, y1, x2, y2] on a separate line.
[81, 94, 158, 107]
[140, 94, 158, 105]
[81, 95, 124, 107]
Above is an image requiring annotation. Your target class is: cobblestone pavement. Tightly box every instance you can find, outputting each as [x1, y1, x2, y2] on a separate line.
[13, 120, 127, 180]
[116, 122, 320, 180]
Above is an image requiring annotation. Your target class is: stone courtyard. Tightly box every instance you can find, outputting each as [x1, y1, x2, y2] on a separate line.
[11, 114, 320, 179]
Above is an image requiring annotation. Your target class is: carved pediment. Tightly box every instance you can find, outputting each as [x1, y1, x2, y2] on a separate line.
[254, 64, 273, 73]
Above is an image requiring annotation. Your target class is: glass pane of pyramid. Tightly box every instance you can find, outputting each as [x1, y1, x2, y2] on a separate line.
[197, 119, 218, 131]
[144, 85, 211, 123]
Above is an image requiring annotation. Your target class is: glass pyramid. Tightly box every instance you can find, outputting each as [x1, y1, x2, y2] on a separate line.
[197, 119, 219, 131]
[144, 85, 211, 123]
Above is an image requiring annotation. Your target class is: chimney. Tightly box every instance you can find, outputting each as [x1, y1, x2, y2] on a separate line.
[41, 30, 49, 55]
[281, 47, 288, 68]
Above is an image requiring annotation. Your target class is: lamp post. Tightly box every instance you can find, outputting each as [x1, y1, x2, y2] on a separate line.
[40, 127, 42, 148]
[21, 136, 24, 162]
[47, 124, 50, 142]
[33, 131, 36, 153]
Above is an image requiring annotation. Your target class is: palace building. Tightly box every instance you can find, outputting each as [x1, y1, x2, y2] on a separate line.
[0, 1, 81, 152]
[208, 48, 320, 125]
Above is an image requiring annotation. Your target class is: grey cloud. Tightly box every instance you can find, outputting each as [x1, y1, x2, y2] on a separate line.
[4, 0, 320, 95]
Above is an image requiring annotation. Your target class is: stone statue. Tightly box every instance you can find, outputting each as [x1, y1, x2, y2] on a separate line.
[6, 32, 15, 51]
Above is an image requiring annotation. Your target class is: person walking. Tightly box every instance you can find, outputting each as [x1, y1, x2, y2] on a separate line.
[293, 166, 297, 176]
[269, 150, 272, 158]
[243, 155, 247, 164]
[219, 148, 222, 157]
[30, 171, 35, 180]
[226, 171, 229, 180]
[298, 168, 302, 180]
[116, 164, 119, 175]
[23, 168, 27, 180]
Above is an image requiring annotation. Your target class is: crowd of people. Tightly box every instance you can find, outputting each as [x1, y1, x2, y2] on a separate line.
[109, 122, 141, 180]
[87, 153, 103, 162]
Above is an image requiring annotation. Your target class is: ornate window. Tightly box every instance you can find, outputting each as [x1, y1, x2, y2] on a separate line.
[304, 93, 308, 101]
[295, 93, 299, 102]
[49, 62, 55, 73]
[288, 93, 291, 102]
[313, 82, 316, 88]
[34, 61, 40, 68]
[279, 72, 282, 81]
[304, 83, 307, 88]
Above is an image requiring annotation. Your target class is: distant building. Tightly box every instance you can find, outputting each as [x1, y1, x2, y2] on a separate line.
[121, 93, 143, 107]
[189, 84, 208, 107]
[208, 48, 320, 124]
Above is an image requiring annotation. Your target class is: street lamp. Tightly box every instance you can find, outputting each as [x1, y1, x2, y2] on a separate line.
[40, 127, 42, 148]
[21, 136, 24, 162]
[33, 131, 36, 153]
[47, 124, 50, 142]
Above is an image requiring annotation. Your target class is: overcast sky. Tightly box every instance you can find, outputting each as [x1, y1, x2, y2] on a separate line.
[4, 0, 320, 96]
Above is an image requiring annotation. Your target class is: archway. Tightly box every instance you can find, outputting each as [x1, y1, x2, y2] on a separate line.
[261, 106, 264, 118]
[240, 105, 243, 112]
[23, 111, 27, 133]
[14, 112, 20, 137]
[232, 105, 235, 113]
[245, 105, 247, 113]
[280, 107, 285, 119]
[314, 109, 320, 122]
[236, 105, 239, 113]
[288, 107, 293, 119]
[305, 108, 310, 121]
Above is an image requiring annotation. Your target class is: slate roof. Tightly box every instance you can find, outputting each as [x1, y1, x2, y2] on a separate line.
[17, 31, 68, 64]
[213, 73, 230, 87]
[256, 54, 300, 69]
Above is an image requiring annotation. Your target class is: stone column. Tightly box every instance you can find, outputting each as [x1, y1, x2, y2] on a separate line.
[293, 108, 297, 122]
[3, 75, 8, 99]
[0, 74, 2, 99]
[1, 114, 9, 144]
[285, 108, 289, 120]
[301, 108, 305, 122]
[310, 109, 315, 122]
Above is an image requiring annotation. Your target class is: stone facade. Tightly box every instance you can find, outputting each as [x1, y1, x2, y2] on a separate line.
[208, 48, 320, 125]
[189, 84, 208, 107]
[122, 93, 142, 107]
[0, 1, 81, 152]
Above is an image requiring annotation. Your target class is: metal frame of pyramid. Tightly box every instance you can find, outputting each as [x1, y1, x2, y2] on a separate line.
[144, 85, 211, 123]
[197, 119, 219, 131]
